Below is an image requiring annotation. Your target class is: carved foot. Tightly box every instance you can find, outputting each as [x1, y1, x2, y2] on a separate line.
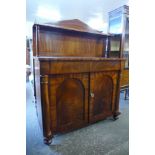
[44, 137, 53, 145]
[113, 112, 121, 121]
[113, 115, 119, 120]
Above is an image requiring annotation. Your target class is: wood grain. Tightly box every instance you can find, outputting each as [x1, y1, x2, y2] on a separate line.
[33, 19, 123, 144]
[48, 73, 89, 133]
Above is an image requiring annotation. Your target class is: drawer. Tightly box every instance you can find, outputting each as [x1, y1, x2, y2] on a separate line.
[40, 61, 90, 74]
[40, 60, 122, 75]
[90, 60, 120, 72]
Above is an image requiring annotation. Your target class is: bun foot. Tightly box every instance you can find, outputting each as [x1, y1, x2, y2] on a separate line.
[44, 137, 53, 145]
[113, 115, 119, 120]
[113, 111, 121, 121]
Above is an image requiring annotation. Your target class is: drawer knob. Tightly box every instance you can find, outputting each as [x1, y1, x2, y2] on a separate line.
[90, 92, 94, 98]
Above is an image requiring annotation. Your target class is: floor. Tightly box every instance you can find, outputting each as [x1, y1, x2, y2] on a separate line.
[26, 81, 129, 155]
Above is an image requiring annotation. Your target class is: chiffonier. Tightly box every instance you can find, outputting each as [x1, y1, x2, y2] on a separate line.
[32, 19, 125, 144]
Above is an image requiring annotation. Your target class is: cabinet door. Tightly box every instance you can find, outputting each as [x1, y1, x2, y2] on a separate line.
[89, 72, 118, 123]
[48, 73, 89, 133]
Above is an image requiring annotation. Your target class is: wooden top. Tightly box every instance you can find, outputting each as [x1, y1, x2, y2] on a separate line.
[35, 56, 125, 75]
[35, 56, 125, 61]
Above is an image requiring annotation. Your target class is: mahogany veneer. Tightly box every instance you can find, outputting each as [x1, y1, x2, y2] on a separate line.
[33, 19, 125, 144]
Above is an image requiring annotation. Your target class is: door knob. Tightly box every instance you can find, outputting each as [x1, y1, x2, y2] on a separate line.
[90, 92, 94, 98]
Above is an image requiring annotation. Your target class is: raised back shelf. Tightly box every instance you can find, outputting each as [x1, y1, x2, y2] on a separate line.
[33, 19, 108, 57]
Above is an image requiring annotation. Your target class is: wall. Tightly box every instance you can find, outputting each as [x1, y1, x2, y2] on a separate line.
[26, 0, 129, 37]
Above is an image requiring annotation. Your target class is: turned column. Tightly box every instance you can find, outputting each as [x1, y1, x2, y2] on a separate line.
[41, 75, 53, 144]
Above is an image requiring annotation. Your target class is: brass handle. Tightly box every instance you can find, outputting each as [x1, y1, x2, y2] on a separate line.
[90, 92, 94, 98]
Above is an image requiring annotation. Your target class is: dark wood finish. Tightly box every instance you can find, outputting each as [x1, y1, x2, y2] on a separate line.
[34, 57, 124, 144]
[33, 21, 107, 57]
[38, 57, 122, 75]
[40, 75, 53, 143]
[33, 19, 124, 144]
[89, 72, 119, 123]
[48, 73, 89, 133]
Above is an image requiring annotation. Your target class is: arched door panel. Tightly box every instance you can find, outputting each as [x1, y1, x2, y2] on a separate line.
[48, 74, 88, 133]
[57, 79, 85, 130]
[89, 72, 117, 123]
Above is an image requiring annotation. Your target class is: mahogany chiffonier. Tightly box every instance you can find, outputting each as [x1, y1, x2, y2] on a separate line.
[32, 19, 125, 144]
